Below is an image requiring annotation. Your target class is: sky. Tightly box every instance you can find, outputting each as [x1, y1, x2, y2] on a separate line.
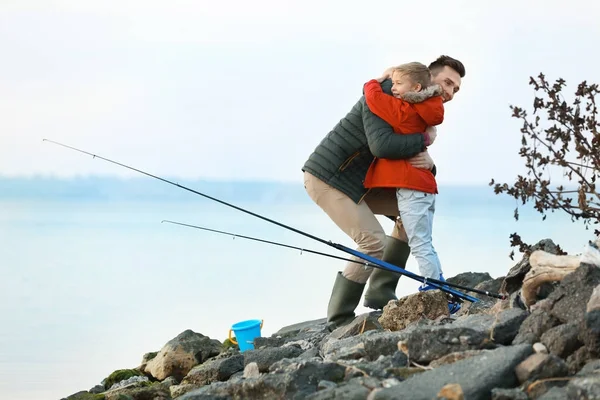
[1, 0, 599, 185]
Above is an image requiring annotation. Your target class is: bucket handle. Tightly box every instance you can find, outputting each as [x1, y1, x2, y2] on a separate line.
[228, 320, 263, 345]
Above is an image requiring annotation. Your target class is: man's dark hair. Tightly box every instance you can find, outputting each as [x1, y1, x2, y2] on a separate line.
[428, 55, 466, 78]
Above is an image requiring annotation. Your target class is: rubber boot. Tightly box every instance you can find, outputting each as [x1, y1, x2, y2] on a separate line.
[327, 271, 366, 329]
[363, 236, 411, 310]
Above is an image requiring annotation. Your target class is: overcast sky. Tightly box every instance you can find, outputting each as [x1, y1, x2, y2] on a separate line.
[1, 0, 598, 185]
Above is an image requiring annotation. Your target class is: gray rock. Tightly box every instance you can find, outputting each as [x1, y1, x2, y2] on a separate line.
[299, 347, 321, 360]
[458, 298, 496, 315]
[178, 385, 233, 400]
[89, 384, 105, 394]
[548, 263, 600, 324]
[245, 359, 346, 399]
[179, 359, 346, 399]
[490, 308, 530, 345]
[450, 309, 527, 346]
[429, 350, 486, 368]
[243, 346, 303, 372]
[275, 318, 329, 337]
[103, 382, 172, 400]
[317, 380, 338, 390]
[536, 362, 600, 400]
[491, 387, 529, 399]
[346, 376, 382, 390]
[370, 344, 533, 400]
[474, 277, 505, 300]
[243, 362, 260, 379]
[254, 336, 286, 349]
[447, 272, 493, 290]
[329, 313, 383, 340]
[513, 308, 561, 345]
[308, 375, 382, 400]
[537, 387, 568, 400]
[515, 353, 569, 385]
[182, 354, 244, 386]
[107, 375, 149, 390]
[252, 318, 331, 353]
[566, 346, 592, 375]
[292, 323, 332, 349]
[343, 351, 409, 380]
[502, 239, 562, 295]
[160, 376, 178, 388]
[577, 359, 600, 375]
[321, 330, 407, 362]
[540, 323, 582, 358]
[564, 374, 600, 399]
[306, 381, 371, 399]
[536, 281, 560, 300]
[398, 324, 496, 363]
[519, 375, 568, 399]
[582, 309, 600, 356]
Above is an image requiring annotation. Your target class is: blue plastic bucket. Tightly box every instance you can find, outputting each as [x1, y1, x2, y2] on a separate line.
[228, 319, 263, 352]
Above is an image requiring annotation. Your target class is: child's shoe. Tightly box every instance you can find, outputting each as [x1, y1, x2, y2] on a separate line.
[418, 273, 461, 314]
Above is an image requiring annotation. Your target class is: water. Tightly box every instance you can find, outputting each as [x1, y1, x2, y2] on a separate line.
[0, 178, 594, 399]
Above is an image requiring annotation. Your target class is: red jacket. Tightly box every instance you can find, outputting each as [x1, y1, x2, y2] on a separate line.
[362, 79, 444, 194]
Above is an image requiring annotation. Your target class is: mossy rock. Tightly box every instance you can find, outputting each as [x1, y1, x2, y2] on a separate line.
[65, 391, 106, 400]
[223, 338, 239, 350]
[105, 384, 170, 400]
[142, 351, 158, 363]
[103, 369, 144, 390]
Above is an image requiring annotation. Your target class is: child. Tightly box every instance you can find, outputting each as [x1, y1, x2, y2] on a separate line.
[362, 62, 455, 307]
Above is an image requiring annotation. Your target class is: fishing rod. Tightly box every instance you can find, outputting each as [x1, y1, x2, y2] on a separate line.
[43, 139, 480, 303]
[162, 220, 506, 300]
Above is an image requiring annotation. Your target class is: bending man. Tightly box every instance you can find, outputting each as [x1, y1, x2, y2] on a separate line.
[301, 55, 465, 327]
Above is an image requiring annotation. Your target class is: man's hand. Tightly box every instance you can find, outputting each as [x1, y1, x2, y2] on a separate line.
[425, 126, 437, 145]
[408, 150, 434, 170]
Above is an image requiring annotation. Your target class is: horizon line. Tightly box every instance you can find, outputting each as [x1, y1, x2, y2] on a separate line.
[0, 173, 536, 188]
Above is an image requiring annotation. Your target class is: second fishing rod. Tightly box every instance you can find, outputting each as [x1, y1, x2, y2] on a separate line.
[43, 139, 482, 303]
[162, 220, 506, 300]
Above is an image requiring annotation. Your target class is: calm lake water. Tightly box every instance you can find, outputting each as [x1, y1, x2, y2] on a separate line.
[0, 178, 593, 399]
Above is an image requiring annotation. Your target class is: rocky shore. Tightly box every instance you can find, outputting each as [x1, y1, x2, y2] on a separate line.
[62, 239, 600, 400]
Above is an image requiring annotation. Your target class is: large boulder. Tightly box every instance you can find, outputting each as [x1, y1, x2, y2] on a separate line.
[370, 344, 533, 400]
[378, 290, 449, 332]
[143, 329, 224, 381]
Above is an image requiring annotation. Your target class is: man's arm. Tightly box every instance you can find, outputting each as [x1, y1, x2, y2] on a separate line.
[363, 79, 412, 127]
[361, 79, 426, 160]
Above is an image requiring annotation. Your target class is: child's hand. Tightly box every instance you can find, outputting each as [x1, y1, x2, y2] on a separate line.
[425, 126, 437, 145]
[377, 66, 395, 82]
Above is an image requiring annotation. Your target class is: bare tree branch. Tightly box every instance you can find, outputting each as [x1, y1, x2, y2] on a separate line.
[490, 73, 600, 253]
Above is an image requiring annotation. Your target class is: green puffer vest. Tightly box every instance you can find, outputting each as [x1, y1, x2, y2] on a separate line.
[302, 80, 429, 204]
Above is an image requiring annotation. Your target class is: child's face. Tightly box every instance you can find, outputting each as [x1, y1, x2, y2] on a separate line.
[391, 71, 422, 98]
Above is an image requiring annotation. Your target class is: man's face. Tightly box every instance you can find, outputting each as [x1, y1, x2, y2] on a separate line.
[431, 66, 461, 102]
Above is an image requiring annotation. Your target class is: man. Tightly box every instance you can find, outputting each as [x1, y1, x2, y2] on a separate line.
[302, 55, 465, 327]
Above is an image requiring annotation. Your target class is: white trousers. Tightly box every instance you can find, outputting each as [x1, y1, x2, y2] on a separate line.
[396, 188, 442, 280]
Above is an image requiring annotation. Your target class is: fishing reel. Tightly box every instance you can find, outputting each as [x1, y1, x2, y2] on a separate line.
[445, 293, 463, 314]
